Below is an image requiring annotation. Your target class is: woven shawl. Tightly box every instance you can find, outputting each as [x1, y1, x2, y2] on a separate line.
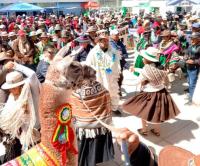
[71, 81, 112, 129]
[141, 64, 169, 86]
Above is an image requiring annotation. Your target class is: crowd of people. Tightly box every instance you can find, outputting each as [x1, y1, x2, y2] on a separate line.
[0, 10, 199, 166]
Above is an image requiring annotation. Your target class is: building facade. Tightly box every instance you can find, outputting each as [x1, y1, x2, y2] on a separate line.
[0, 0, 89, 15]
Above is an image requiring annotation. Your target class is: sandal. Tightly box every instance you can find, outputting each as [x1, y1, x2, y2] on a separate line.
[150, 129, 160, 136]
[137, 129, 148, 136]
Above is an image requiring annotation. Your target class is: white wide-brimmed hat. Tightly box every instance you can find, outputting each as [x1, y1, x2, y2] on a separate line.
[1, 71, 26, 90]
[110, 29, 119, 36]
[140, 47, 159, 62]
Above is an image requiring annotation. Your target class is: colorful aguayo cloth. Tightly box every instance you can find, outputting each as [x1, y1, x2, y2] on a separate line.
[2, 143, 59, 166]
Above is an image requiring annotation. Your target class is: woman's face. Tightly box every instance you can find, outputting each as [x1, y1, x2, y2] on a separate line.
[143, 58, 151, 64]
[9, 86, 22, 97]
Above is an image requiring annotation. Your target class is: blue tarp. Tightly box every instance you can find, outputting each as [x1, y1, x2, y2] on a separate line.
[0, 2, 43, 12]
[167, 0, 199, 5]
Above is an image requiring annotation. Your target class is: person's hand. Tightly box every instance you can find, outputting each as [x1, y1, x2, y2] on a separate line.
[4, 61, 14, 70]
[115, 128, 140, 155]
[186, 59, 195, 64]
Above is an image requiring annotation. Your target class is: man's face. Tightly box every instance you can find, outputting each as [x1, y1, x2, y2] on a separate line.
[89, 31, 97, 38]
[9, 86, 22, 97]
[162, 36, 171, 42]
[19, 35, 26, 41]
[41, 37, 49, 44]
[45, 48, 55, 60]
[143, 33, 150, 40]
[1, 36, 8, 41]
[9, 36, 17, 41]
[192, 27, 200, 33]
[191, 38, 200, 45]
[111, 34, 119, 42]
[80, 42, 89, 48]
[99, 38, 109, 50]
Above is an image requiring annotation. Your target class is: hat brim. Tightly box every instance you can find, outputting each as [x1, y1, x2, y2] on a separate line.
[159, 146, 194, 166]
[0, 56, 13, 62]
[75, 38, 90, 43]
[1, 79, 26, 90]
[141, 50, 159, 62]
[190, 35, 200, 39]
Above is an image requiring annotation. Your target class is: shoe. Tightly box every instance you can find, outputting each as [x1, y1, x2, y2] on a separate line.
[137, 129, 148, 136]
[184, 101, 192, 106]
[112, 110, 122, 116]
[184, 88, 189, 93]
[150, 129, 160, 137]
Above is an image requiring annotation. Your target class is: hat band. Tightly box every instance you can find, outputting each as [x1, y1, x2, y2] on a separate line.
[7, 76, 23, 84]
[145, 52, 156, 59]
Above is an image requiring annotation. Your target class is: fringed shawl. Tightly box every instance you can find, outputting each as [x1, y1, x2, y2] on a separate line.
[0, 82, 36, 151]
[71, 81, 112, 129]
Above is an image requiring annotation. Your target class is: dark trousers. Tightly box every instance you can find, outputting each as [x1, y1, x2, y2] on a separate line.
[118, 73, 124, 96]
[187, 68, 199, 100]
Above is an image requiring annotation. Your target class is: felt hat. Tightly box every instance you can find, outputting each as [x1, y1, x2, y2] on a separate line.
[36, 29, 43, 35]
[0, 53, 13, 62]
[40, 32, 49, 38]
[1, 71, 26, 90]
[8, 32, 16, 37]
[18, 30, 26, 36]
[86, 26, 98, 33]
[160, 30, 171, 37]
[29, 31, 37, 37]
[75, 35, 90, 43]
[159, 146, 200, 166]
[110, 29, 119, 36]
[55, 24, 61, 31]
[96, 34, 109, 42]
[140, 47, 159, 62]
[190, 32, 200, 39]
[192, 23, 200, 29]
[1, 31, 8, 37]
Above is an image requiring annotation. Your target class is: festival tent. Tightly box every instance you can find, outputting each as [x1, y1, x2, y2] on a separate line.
[81, 2, 100, 9]
[0, 2, 43, 12]
[167, 0, 199, 5]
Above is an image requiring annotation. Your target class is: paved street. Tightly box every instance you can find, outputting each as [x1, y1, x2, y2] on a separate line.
[99, 52, 200, 166]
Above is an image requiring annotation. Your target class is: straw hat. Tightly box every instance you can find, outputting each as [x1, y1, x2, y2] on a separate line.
[1, 71, 26, 90]
[159, 146, 200, 166]
[140, 47, 159, 62]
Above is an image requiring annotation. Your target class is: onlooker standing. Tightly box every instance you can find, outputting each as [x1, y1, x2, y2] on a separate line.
[110, 29, 129, 96]
[185, 32, 200, 104]
[74, 35, 93, 62]
[36, 45, 56, 83]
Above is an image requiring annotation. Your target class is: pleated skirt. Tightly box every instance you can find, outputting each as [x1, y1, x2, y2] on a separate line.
[122, 88, 180, 123]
